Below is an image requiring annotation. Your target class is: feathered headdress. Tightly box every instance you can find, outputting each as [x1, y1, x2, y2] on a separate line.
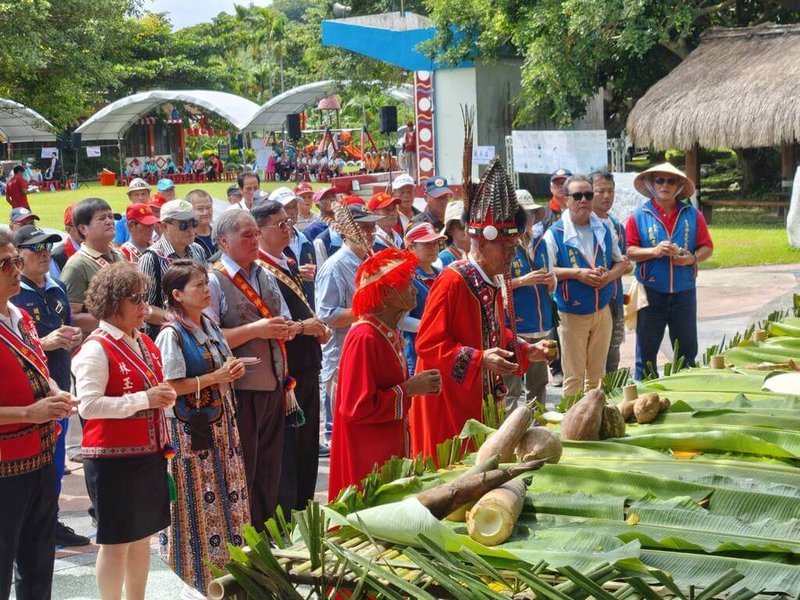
[352, 248, 418, 318]
[461, 106, 523, 241]
[331, 197, 374, 254]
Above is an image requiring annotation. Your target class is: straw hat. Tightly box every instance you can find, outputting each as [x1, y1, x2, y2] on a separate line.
[633, 162, 695, 200]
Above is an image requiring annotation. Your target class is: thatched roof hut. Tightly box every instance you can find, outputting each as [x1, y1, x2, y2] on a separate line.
[627, 23, 800, 150]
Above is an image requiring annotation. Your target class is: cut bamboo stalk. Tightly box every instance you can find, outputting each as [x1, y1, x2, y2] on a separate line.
[622, 384, 638, 402]
[710, 355, 725, 369]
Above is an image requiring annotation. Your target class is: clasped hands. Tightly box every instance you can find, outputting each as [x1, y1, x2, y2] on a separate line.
[652, 241, 695, 266]
[481, 340, 552, 376]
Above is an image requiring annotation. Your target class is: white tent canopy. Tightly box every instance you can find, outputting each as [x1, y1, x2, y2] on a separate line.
[0, 99, 56, 143]
[75, 90, 260, 142]
[240, 81, 415, 133]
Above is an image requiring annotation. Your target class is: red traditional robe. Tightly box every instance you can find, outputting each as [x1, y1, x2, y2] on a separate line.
[328, 316, 410, 501]
[409, 260, 529, 463]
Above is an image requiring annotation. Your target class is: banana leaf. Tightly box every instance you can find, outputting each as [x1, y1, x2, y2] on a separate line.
[640, 549, 800, 594]
[725, 345, 800, 365]
[620, 425, 800, 457]
[527, 492, 625, 520]
[642, 370, 769, 393]
[651, 408, 800, 430]
[768, 319, 800, 337]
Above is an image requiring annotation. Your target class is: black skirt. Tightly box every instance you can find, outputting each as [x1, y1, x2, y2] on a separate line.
[84, 454, 170, 545]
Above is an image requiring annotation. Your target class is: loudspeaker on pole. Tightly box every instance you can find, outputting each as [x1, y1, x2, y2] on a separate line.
[71, 132, 82, 149]
[379, 106, 398, 134]
[286, 114, 302, 140]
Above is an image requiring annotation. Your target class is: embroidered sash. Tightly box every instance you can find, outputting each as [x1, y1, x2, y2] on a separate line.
[78, 247, 114, 269]
[120, 242, 145, 262]
[257, 251, 314, 314]
[87, 330, 160, 390]
[0, 317, 50, 383]
[213, 262, 297, 415]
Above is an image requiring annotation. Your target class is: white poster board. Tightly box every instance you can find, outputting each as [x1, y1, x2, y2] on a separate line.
[86, 146, 102, 158]
[472, 145, 495, 165]
[511, 130, 608, 174]
[40, 147, 59, 159]
[608, 172, 649, 222]
[251, 138, 269, 171]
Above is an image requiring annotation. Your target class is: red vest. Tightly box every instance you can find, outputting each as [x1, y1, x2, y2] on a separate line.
[0, 310, 56, 478]
[81, 330, 167, 459]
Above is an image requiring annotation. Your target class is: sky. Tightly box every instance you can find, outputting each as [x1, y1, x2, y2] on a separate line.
[143, 0, 273, 30]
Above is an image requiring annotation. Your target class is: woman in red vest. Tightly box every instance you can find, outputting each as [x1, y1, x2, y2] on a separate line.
[73, 262, 177, 600]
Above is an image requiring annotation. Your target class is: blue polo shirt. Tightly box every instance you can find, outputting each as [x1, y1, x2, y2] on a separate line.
[11, 275, 73, 390]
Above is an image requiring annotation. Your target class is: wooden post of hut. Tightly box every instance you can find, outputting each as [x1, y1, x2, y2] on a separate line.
[780, 141, 796, 218]
[685, 142, 706, 222]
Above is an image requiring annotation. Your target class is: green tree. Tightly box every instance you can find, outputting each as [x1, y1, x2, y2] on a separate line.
[423, 0, 800, 128]
[0, 0, 138, 129]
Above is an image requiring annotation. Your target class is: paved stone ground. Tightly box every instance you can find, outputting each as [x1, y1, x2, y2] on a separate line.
[18, 262, 799, 600]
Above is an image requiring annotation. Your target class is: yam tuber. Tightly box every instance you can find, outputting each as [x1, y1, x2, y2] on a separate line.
[618, 400, 635, 422]
[476, 402, 534, 464]
[416, 460, 545, 520]
[634, 393, 661, 424]
[514, 427, 562, 464]
[560, 389, 606, 441]
[443, 454, 500, 522]
[598, 405, 626, 439]
[659, 397, 671, 413]
[466, 479, 527, 546]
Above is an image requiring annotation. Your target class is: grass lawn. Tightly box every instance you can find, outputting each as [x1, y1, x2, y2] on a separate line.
[7, 180, 310, 231]
[8, 183, 800, 270]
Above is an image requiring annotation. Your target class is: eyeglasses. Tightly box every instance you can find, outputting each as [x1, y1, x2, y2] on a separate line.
[127, 291, 149, 304]
[170, 219, 199, 231]
[0, 256, 24, 274]
[653, 177, 678, 186]
[19, 243, 53, 253]
[567, 192, 594, 202]
[265, 219, 294, 231]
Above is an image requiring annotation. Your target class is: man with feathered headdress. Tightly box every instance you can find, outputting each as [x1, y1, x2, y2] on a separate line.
[328, 248, 441, 500]
[409, 111, 552, 462]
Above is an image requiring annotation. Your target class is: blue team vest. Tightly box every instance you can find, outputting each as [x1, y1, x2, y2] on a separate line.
[165, 319, 232, 424]
[608, 215, 626, 305]
[508, 240, 553, 333]
[632, 201, 698, 294]
[551, 221, 615, 315]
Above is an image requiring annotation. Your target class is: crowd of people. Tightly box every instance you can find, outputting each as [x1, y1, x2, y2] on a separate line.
[0, 145, 712, 599]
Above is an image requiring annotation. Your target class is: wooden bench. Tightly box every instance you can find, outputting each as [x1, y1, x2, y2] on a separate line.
[702, 197, 790, 220]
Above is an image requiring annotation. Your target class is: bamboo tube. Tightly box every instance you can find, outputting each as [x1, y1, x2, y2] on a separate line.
[207, 574, 241, 600]
[622, 384, 638, 402]
[710, 355, 725, 369]
[751, 329, 766, 343]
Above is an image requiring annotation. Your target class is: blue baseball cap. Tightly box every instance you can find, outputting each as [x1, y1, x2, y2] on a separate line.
[550, 169, 572, 182]
[156, 178, 175, 192]
[424, 177, 453, 198]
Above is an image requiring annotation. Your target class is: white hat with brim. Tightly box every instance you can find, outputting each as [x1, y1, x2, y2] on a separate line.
[440, 200, 465, 234]
[515, 189, 545, 211]
[633, 162, 695, 201]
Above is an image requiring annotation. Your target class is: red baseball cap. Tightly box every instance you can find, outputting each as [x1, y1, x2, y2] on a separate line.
[367, 192, 400, 211]
[343, 194, 365, 207]
[63, 204, 75, 227]
[126, 203, 159, 225]
[312, 187, 336, 203]
[405, 222, 447, 245]
[294, 182, 313, 195]
[147, 193, 169, 209]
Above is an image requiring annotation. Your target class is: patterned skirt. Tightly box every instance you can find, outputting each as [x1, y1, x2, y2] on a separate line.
[159, 399, 249, 596]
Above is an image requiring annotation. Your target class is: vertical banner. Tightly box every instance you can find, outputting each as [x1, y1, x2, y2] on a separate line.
[414, 70, 435, 185]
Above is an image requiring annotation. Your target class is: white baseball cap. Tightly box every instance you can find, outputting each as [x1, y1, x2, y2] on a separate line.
[392, 173, 415, 190]
[268, 187, 301, 206]
[160, 200, 197, 222]
[127, 177, 150, 194]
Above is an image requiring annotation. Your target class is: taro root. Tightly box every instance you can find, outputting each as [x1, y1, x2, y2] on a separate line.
[659, 397, 671, 413]
[599, 405, 626, 439]
[560, 389, 606, 441]
[514, 427, 563, 464]
[634, 393, 661, 424]
[618, 400, 635, 422]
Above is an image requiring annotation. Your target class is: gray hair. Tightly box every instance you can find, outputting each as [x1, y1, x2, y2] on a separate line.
[216, 209, 255, 238]
[563, 174, 592, 193]
[0, 226, 12, 247]
[590, 171, 615, 186]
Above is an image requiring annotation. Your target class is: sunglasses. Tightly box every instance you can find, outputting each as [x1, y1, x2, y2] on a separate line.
[568, 192, 594, 202]
[19, 242, 53, 253]
[0, 256, 24, 274]
[170, 219, 199, 231]
[265, 218, 295, 231]
[127, 291, 149, 304]
[653, 177, 678, 186]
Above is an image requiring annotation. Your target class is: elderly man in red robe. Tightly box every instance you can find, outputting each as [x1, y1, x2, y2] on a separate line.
[328, 247, 441, 501]
[410, 151, 551, 463]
